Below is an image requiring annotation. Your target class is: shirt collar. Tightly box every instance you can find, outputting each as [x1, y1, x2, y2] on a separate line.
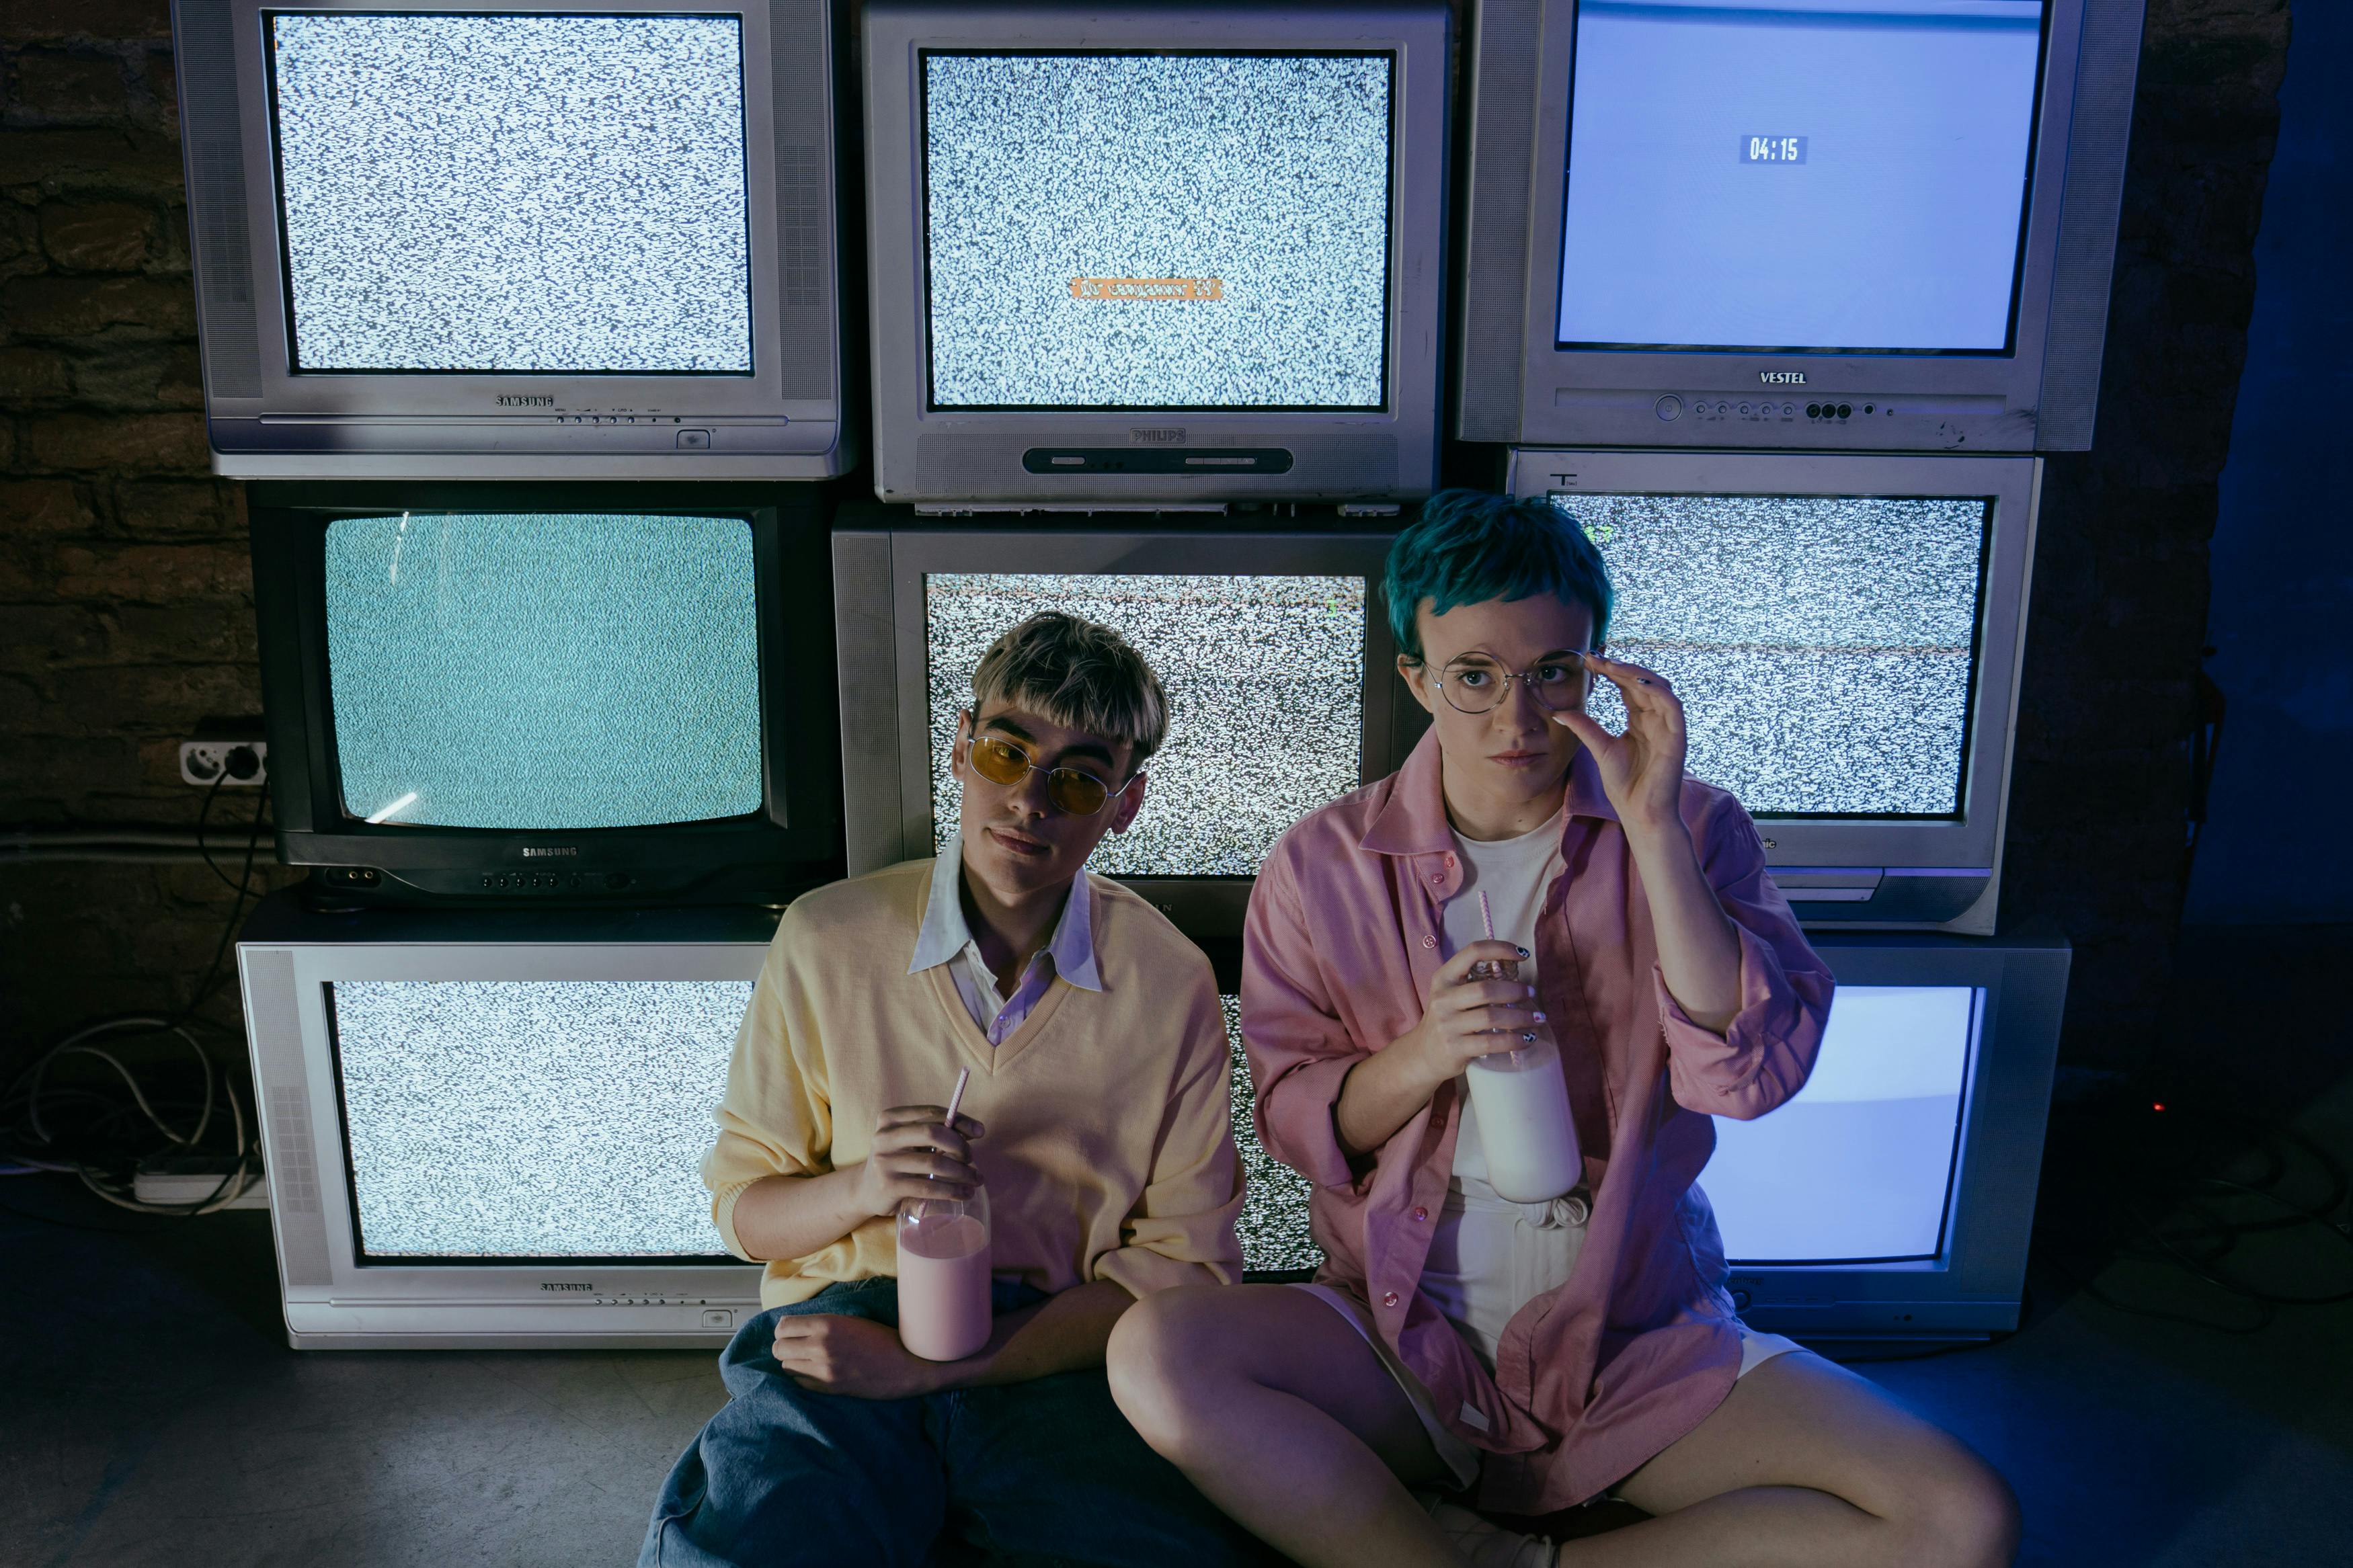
[908, 833, 1102, 991]
[1360, 729, 1617, 859]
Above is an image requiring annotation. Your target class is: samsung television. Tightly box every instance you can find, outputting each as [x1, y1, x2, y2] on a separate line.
[861, 1, 1449, 510]
[251, 483, 841, 904]
[1509, 448, 2040, 932]
[171, 0, 850, 478]
[1458, 0, 2145, 453]
[238, 893, 770, 1347]
[832, 525, 1417, 936]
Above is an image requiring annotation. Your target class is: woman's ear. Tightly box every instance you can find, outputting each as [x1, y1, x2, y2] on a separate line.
[1397, 654, 1435, 715]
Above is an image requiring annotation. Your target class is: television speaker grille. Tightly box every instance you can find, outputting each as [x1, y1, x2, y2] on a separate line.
[175, 0, 264, 401]
[1455, 0, 1541, 443]
[2036, 0, 2145, 451]
[771, 0, 836, 402]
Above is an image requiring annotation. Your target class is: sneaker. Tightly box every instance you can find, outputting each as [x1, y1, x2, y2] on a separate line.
[1429, 1502, 1555, 1568]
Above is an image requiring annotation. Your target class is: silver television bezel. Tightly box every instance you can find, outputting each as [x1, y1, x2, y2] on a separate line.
[861, 0, 1449, 509]
[832, 526, 1416, 938]
[1506, 448, 2042, 934]
[1458, 0, 2144, 454]
[239, 911, 771, 1350]
[1726, 930, 2069, 1340]
[186, 0, 847, 477]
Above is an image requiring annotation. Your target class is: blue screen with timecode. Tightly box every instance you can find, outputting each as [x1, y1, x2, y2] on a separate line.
[1558, 0, 2046, 353]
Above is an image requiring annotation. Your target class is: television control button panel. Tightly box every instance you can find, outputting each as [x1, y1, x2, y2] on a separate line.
[478, 870, 635, 893]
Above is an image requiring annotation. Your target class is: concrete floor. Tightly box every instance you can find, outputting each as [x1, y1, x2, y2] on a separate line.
[7, 927, 2351, 1567]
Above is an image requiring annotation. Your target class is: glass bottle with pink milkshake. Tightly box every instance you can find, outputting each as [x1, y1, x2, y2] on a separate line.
[897, 1186, 992, 1362]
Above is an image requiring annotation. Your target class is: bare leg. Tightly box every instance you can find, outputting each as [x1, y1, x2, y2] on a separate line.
[1567, 1350, 2020, 1568]
[1107, 1284, 1467, 1568]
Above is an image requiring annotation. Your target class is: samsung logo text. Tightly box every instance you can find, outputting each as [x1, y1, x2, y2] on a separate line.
[498, 395, 556, 407]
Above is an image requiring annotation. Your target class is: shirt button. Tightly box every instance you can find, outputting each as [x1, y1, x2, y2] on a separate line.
[1429, 872, 1444, 884]
[1421, 934, 1437, 949]
[1412, 1206, 1429, 1222]
[1382, 1290, 1400, 1309]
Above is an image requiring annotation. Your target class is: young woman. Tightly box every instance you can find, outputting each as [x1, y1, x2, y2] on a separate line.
[1106, 492, 2019, 1567]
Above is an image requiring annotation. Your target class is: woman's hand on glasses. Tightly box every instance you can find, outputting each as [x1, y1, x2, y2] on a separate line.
[1551, 652, 1689, 839]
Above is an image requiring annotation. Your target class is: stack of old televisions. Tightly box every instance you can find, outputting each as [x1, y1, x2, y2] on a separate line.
[186, 0, 2140, 1350]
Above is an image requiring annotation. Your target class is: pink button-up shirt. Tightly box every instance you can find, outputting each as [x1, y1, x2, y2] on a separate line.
[1242, 732, 1833, 1512]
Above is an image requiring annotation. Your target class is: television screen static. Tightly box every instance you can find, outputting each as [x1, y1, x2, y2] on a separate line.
[323, 513, 764, 831]
[1555, 492, 1991, 818]
[921, 52, 1393, 409]
[268, 12, 754, 374]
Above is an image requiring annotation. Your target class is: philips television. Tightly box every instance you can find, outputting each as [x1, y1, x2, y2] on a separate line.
[861, 1, 1450, 509]
[171, 0, 851, 478]
[1508, 449, 2041, 932]
[238, 894, 771, 1348]
[1457, 0, 2145, 452]
[250, 483, 841, 904]
[832, 526, 1417, 937]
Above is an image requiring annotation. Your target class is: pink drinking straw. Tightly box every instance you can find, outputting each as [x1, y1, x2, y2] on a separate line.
[945, 1066, 971, 1130]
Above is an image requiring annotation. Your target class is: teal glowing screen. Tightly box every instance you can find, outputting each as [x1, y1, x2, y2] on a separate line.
[323, 513, 762, 830]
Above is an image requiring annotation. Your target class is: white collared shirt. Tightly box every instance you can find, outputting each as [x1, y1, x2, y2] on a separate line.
[908, 833, 1102, 1045]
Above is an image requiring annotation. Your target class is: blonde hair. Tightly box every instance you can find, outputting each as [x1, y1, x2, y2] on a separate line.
[969, 612, 1170, 768]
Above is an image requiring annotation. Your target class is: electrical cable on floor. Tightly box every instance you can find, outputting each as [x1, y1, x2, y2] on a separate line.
[2033, 1086, 2353, 1335]
[0, 787, 272, 1216]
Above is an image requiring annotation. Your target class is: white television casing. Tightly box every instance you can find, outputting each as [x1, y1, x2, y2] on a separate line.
[172, 0, 852, 479]
[1456, 0, 2145, 453]
[239, 895, 769, 1350]
[861, 1, 1451, 510]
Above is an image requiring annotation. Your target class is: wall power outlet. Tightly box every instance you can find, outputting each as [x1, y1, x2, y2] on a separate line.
[180, 739, 270, 786]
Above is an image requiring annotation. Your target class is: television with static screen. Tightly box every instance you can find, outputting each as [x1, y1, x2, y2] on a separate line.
[832, 524, 1420, 938]
[1455, 0, 2145, 453]
[861, 1, 1449, 509]
[170, 0, 850, 478]
[251, 483, 841, 904]
[1507, 448, 2042, 933]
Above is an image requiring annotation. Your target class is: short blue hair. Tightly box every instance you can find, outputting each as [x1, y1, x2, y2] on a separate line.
[1385, 489, 1613, 661]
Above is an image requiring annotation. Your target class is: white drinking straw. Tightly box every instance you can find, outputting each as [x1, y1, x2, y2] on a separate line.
[945, 1066, 971, 1129]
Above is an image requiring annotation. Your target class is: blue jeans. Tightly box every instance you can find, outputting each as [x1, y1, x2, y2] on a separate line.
[639, 1277, 1277, 1568]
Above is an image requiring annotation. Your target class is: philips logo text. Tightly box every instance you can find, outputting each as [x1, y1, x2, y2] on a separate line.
[1129, 428, 1187, 446]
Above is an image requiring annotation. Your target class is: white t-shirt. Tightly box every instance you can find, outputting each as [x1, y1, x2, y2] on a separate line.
[1440, 810, 1565, 1184]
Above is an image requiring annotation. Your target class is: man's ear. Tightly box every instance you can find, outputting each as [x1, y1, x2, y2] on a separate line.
[949, 709, 975, 784]
[1107, 770, 1148, 835]
[1398, 654, 1435, 716]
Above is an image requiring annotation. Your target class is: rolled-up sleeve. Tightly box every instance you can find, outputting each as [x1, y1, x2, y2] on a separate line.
[1241, 845, 1370, 1190]
[1093, 962, 1247, 1298]
[1657, 798, 1835, 1122]
[701, 917, 832, 1261]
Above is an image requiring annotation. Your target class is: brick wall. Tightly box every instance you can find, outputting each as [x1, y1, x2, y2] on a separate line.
[1, 1, 294, 1050]
[0, 0, 2297, 1066]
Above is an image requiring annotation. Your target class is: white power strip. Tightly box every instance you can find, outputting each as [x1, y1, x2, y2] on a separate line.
[131, 1171, 271, 1210]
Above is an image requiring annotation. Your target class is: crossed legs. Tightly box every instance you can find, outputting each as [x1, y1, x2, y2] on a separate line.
[1107, 1283, 2020, 1568]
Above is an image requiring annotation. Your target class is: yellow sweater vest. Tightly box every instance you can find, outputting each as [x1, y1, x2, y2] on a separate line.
[705, 857, 1246, 1308]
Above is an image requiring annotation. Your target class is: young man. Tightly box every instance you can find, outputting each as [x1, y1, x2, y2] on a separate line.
[640, 612, 1270, 1568]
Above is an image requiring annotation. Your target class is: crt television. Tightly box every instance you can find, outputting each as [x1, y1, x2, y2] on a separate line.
[251, 483, 842, 905]
[861, 1, 1450, 510]
[171, 0, 850, 478]
[1229, 930, 2070, 1340]
[1508, 448, 2041, 933]
[238, 894, 770, 1348]
[1456, 0, 2145, 453]
[832, 524, 1419, 938]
